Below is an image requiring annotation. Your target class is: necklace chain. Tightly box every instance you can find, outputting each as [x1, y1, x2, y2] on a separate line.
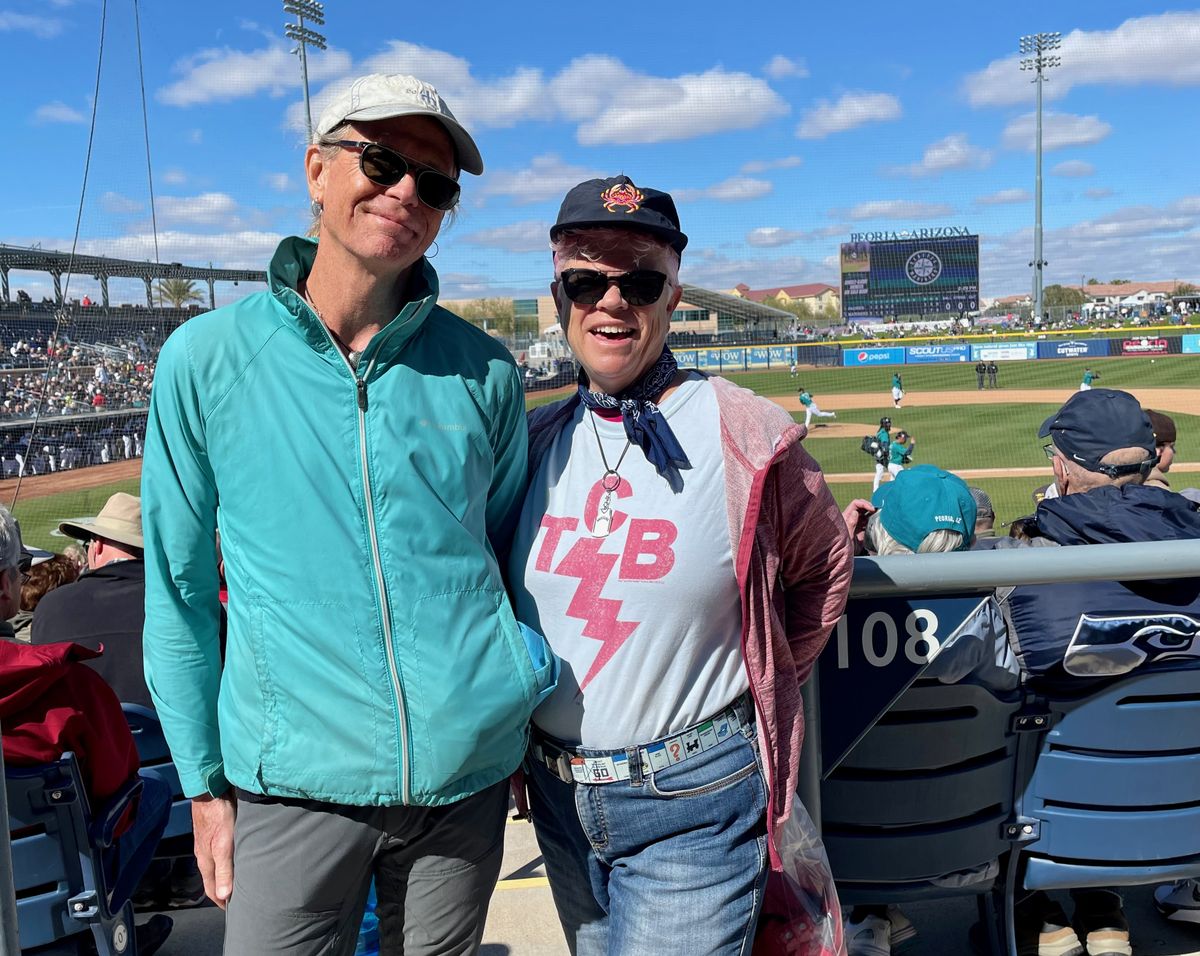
[303, 282, 361, 368]
[589, 409, 631, 484]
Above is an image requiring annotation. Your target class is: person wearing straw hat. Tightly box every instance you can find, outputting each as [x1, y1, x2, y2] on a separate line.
[30, 492, 151, 707]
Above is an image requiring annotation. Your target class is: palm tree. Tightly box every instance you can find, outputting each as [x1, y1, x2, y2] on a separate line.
[157, 278, 203, 309]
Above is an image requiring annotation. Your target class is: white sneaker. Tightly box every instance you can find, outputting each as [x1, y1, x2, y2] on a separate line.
[1154, 878, 1200, 924]
[886, 906, 917, 949]
[846, 914, 891, 956]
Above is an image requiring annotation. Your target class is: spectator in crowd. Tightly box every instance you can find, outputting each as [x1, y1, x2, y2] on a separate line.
[142, 73, 537, 953]
[0, 503, 172, 951]
[969, 486, 998, 544]
[8, 553, 79, 642]
[30, 493, 150, 707]
[514, 175, 852, 954]
[1144, 409, 1176, 490]
[888, 429, 914, 477]
[797, 385, 837, 427]
[980, 388, 1200, 955]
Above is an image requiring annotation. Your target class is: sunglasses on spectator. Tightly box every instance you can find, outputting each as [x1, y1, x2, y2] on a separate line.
[558, 269, 670, 307]
[329, 140, 460, 210]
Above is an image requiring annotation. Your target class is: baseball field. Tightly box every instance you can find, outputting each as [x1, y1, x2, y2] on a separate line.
[3, 354, 1195, 551]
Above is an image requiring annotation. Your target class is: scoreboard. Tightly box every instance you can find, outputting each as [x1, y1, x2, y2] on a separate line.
[841, 235, 980, 319]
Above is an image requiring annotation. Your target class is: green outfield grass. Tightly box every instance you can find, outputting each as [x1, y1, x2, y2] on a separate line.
[11, 479, 141, 553]
[727, 354, 1197, 396]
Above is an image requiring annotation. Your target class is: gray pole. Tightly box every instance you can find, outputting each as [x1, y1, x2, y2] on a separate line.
[1033, 62, 1044, 326]
[284, 2, 327, 145]
[0, 732, 22, 955]
[297, 17, 313, 143]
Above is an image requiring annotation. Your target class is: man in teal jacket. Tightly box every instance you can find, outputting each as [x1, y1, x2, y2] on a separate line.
[142, 74, 552, 954]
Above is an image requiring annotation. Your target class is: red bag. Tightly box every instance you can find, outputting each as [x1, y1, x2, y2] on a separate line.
[753, 801, 845, 956]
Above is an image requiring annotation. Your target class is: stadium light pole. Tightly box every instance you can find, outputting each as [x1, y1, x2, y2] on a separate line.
[1020, 31, 1061, 326]
[284, 0, 327, 144]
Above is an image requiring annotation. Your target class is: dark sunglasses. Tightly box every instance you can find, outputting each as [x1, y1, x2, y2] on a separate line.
[330, 140, 460, 211]
[558, 269, 670, 307]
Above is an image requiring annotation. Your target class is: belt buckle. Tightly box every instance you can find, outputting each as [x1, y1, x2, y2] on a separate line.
[555, 753, 574, 783]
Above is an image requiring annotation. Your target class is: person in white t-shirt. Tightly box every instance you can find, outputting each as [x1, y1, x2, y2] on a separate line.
[511, 176, 852, 955]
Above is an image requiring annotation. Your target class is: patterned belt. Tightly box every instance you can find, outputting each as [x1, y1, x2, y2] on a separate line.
[530, 696, 751, 786]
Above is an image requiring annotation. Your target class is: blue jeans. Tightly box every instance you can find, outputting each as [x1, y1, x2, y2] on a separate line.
[527, 717, 769, 956]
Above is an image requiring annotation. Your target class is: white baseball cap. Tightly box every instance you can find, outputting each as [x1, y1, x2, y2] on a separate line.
[314, 73, 483, 175]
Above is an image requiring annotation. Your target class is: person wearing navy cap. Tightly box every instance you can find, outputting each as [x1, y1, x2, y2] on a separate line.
[510, 176, 852, 954]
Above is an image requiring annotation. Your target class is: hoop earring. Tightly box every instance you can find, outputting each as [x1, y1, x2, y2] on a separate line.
[427, 241, 439, 259]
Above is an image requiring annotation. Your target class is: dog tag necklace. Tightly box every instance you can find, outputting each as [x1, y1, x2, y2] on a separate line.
[589, 410, 631, 538]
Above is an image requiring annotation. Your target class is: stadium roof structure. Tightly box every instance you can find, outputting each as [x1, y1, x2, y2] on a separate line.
[679, 284, 799, 330]
[0, 244, 266, 309]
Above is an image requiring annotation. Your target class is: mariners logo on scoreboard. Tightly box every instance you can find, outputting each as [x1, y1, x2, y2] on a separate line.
[905, 250, 942, 285]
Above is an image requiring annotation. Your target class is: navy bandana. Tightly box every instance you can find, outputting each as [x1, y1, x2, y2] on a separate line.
[577, 346, 691, 484]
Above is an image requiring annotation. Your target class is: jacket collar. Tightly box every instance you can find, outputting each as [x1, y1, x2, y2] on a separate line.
[1036, 484, 1200, 545]
[267, 236, 440, 367]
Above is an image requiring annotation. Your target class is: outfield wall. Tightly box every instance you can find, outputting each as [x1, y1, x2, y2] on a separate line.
[674, 334, 1197, 371]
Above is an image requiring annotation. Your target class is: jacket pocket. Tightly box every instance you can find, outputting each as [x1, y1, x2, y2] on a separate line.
[404, 588, 551, 795]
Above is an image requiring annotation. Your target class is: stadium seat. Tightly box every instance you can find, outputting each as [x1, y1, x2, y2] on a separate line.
[820, 679, 1026, 954]
[122, 703, 192, 846]
[1006, 668, 1200, 946]
[6, 752, 153, 954]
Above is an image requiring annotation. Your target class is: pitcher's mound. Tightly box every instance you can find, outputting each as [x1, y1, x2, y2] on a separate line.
[802, 422, 877, 439]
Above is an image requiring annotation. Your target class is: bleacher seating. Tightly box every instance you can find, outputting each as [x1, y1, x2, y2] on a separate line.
[122, 704, 192, 848]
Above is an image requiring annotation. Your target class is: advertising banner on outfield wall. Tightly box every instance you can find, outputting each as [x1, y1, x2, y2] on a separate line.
[842, 346, 907, 367]
[675, 349, 699, 367]
[970, 342, 1037, 361]
[769, 346, 797, 366]
[1119, 337, 1170, 355]
[1183, 334, 1200, 354]
[905, 344, 971, 364]
[1036, 339, 1112, 360]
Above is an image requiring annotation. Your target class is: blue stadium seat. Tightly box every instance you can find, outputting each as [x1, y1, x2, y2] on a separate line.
[6, 753, 147, 954]
[122, 703, 192, 845]
[1012, 669, 1200, 892]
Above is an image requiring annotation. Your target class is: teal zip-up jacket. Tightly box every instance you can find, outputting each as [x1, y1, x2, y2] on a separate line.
[142, 237, 552, 806]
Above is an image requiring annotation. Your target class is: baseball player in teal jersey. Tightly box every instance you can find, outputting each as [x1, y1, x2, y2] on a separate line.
[1080, 367, 1100, 391]
[798, 387, 836, 427]
[888, 430, 914, 477]
[891, 372, 904, 408]
[873, 416, 892, 491]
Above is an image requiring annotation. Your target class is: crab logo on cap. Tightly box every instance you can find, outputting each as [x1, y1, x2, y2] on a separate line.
[601, 183, 644, 214]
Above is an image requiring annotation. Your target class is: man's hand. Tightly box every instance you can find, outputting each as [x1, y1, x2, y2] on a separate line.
[841, 499, 876, 555]
[192, 791, 236, 909]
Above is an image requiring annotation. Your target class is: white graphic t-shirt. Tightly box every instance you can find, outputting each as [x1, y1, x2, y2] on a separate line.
[509, 374, 746, 748]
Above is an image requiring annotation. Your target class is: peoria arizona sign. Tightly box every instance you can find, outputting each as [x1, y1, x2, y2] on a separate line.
[849, 225, 973, 242]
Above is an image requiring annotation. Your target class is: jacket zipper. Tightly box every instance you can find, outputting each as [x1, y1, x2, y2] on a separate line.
[318, 325, 412, 804]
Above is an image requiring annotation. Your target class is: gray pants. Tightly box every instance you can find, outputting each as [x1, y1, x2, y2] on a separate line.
[223, 781, 508, 956]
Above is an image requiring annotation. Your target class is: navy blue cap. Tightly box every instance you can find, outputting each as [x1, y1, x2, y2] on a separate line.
[550, 176, 688, 254]
[1039, 388, 1155, 472]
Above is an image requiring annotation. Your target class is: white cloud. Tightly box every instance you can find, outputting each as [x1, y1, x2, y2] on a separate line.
[460, 221, 551, 254]
[796, 91, 901, 139]
[964, 12, 1200, 108]
[161, 168, 188, 186]
[746, 228, 808, 248]
[841, 199, 955, 221]
[764, 55, 808, 80]
[740, 155, 803, 174]
[891, 133, 992, 177]
[1001, 112, 1112, 152]
[0, 12, 64, 38]
[32, 101, 85, 124]
[975, 188, 1031, 206]
[478, 154, 602, 206]
[552, 57, 788, 145]
[1052, 160, 1095, 178]
[264, 173, 294, 192]
[680, 250, 829, 292]
[100, 192, 144, 215]
[676, 176, 772, 203]
[1085, 187, 1114, 200]
[158, 44, 353, 107]
[154, 193, 256, 230]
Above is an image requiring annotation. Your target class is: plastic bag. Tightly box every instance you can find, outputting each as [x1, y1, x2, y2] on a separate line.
[753, 801, 845, 956]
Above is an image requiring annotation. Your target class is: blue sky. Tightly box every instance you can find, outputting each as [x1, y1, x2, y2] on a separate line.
[3, 1, 1199, 306]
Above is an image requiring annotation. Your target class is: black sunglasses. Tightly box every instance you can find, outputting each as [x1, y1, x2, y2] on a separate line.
[558, 269, 670, 307]
[330, 140, 460, 211]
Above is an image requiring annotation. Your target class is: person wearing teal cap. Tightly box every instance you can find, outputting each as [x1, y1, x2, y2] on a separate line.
[868, 464, 976, 554]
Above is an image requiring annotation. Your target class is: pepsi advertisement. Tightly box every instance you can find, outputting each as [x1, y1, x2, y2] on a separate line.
[842, 346, 907, 367]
